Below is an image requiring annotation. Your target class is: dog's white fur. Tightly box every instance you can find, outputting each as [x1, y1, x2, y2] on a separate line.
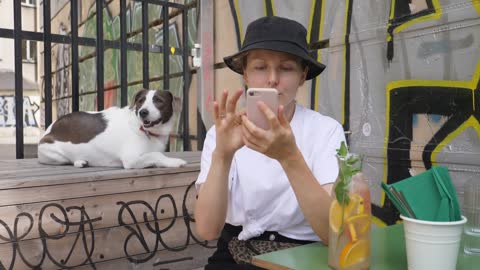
[38, 90, 187, 169]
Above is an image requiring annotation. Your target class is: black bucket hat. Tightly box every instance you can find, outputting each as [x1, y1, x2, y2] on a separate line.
[224, 16, 326, 80]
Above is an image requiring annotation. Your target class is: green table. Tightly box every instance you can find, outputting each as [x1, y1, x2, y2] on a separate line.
[252, 224, 479, 270]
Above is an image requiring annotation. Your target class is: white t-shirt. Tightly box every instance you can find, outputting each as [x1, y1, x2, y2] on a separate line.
[195, 104, 346, 241]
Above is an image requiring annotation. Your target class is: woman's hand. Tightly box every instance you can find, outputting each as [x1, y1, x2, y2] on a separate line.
[241, 102, 300, 162]
[213, 89, 245, 158]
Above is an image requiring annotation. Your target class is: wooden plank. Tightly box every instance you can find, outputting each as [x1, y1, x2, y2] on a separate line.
[0, 151, 200, 174]
[0, 186, 198, 243]
[0, 218, 216, 269]
[0, 158, 39, 164]
[0, 152, 201, 189]
[74, 242, 216, 270]
[0, 160, 44, 168]
[0, 151, 200, 170]
[0, 165, 200, 190]
[0, 152, 199, 165]
[0, 165, 118, 179]
[0, 171, 199, 206]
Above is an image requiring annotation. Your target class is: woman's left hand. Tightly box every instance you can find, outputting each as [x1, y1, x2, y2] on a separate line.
[241, 102, 299, 162]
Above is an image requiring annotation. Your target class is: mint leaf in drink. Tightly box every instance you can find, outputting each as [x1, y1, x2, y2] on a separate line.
[335, 142, 350, 206]
[333, 142, 363, 246]
[334, 142, 361, 206]
[335, 175, 350, 206]
[337, 141, 348, 157]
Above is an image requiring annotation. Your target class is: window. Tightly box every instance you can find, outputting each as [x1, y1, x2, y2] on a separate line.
[22, 40, 37, 62]
[21, 0, 36, 6]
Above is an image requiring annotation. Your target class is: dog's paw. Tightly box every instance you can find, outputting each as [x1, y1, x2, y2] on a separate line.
[74, 160, 89, 168]
[162, 158, 187, 168]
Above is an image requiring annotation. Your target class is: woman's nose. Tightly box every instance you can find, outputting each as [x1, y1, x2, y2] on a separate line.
[267, 69, 279, 87]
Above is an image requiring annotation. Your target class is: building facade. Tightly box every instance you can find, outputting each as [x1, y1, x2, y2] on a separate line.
[0, 0, 41, 158]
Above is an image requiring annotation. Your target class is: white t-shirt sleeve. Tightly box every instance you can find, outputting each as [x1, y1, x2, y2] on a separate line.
[195, 126, 216, 190]
[311, 120, 346, 185]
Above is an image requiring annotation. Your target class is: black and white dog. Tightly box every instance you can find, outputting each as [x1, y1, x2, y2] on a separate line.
[38, 89, 187, 169]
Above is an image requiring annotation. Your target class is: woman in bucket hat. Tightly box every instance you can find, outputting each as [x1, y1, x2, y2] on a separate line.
[195, 16, 346, 269]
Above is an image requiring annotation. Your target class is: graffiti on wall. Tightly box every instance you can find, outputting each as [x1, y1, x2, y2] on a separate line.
[227, 0, 480, 226]
[0, 96, 40, 127]
[381, 62, 480, 223]
[0, 182, 214, 268]
[54, 23, 71, 117]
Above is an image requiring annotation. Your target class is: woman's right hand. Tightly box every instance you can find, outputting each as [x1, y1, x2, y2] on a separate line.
[213, 89, 245, 158]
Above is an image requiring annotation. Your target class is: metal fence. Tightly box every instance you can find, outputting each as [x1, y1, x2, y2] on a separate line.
[0, 0, 193, 158]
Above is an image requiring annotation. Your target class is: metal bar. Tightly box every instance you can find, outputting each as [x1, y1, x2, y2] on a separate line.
[77, 0, 196, 39]
[51, 69, 187, 98]
[163, 3, 169, 90]
[308, 1, 322, 110]
[41, 43, 177, 80]
[0, 29, 183, 54]
[0, 0, 199, 42]
[137, 0, 187, 10]
[142, 0, 149, 89]
[51, 33, 74, 44]
[265, 0, 274, 16]
[71, 0, 79, 112]
[77, 0, 116, 28]
[96, 0, 104, 110]
[0, 28, 13, 38]
[43, 0, 53, 128]
[120, 0, 128, 107]
[125, 1, 196, 40]
[182, 9, 191, 151]
[343, 0, 353, 141]
[196, 111, 206, 150]
[13, 0, 23, 159]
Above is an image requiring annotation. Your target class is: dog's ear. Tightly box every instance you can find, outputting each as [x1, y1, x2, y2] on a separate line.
[130, 89, 148, 109]
[161, 90, 182, 113]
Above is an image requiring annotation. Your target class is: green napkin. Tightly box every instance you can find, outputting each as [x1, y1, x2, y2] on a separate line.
[381, 166, 461, 222]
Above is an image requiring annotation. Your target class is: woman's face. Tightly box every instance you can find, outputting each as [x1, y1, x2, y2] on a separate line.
[243, 49, 307, 109]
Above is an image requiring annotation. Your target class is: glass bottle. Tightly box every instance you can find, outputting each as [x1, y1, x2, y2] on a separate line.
[328, 143, 371, 270]
[463, 178, 480, 255]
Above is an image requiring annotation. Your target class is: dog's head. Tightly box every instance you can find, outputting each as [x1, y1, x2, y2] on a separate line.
[131, 89, 181, 129]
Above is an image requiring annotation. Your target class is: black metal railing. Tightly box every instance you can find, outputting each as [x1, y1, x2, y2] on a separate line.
[0, 0, 193, 158]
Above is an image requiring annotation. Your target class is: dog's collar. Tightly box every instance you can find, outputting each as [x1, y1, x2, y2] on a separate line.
[139, 126, 162, 139]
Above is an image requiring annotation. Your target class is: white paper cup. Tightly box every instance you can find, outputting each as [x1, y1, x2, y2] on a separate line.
[400, 215, 467, 270]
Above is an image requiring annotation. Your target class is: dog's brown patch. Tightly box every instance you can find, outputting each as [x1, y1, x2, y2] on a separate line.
[132, 89, 149, 114]
[40, 112, 107, 144]
[153, 90, 175, 124]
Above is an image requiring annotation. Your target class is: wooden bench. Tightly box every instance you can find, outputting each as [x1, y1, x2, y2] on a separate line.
[0, 151, 215, 269]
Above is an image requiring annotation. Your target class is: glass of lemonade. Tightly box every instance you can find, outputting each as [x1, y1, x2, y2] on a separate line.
[328, 145, 371, 270]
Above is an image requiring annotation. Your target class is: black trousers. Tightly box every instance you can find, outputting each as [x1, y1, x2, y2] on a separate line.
[205, 223, 314, 270]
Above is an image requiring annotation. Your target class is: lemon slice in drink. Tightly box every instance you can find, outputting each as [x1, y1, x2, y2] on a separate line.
[329, 194, 363, 233]
[339, 239, 369, 269]
[345, 214, 370, 242]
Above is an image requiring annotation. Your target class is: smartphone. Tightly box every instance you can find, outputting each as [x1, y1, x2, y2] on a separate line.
[246, 88, 279, 130]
